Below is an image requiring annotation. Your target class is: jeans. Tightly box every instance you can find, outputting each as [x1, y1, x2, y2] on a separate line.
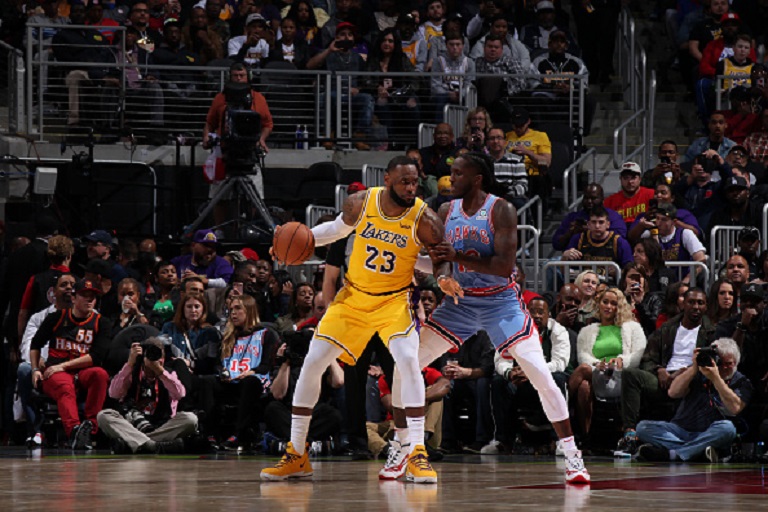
[636, 419, 737, 461]
[17, 363, 39, 436]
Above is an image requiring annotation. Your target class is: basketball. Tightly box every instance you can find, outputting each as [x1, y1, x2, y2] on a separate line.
[273, 222, 315, 265]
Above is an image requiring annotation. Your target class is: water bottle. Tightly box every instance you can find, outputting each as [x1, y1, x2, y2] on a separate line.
[301, 125, 309, 150]
[296, 125, 304, 149]
[298, 268, 307, 283]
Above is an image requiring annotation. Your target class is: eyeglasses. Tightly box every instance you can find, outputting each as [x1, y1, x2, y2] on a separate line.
[488, 135, 504, 140]
[132, 8, 149, 13]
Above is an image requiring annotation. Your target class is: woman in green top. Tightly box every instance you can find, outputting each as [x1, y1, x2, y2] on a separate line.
[568, 287, 647, 438]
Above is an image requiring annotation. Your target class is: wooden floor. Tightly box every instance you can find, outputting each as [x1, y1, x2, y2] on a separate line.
[0, 449, 766, 511]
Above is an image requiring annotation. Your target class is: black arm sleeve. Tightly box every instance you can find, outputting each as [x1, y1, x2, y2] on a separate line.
[31, 311, 61, 352]
[325, 236, 348, 268]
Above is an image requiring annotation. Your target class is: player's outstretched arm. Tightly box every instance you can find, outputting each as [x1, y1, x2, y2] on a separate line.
[310, 191, 366, 247]
[418, 206, 463, 301]
[430, 199, 517, 278]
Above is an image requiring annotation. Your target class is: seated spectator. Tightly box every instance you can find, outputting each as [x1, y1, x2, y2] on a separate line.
[161, 293, 219, 373]
[684, 112, 737, 162]
[97, 337, 197, 454]
[724, 255, 751, 297]
[552, 183, 626, 251]
[152, 17, 201, 100]
[318, 0, 374, 49]
[725, 144, 766, 185]
[629, 183, 702, 243]
[204, 295, 278, 451]
[568, 287, 646, 438]
[111, 277, 150, 333]
[396, 12, 428, 72]
[275, 282, 316, 334]
[431, 34, 476, 119]
[574, 270, 600, 326]
[17, 273, 76, 448]
[687, 0, 730, 73]
[425, 15, 467, 71]
[264, 330, 344, 446]
[553, 283, 584, 333]
[465, 0, 503, 42]
[636, 338, 751, 462]
[419, 0, 446, 49]
[744, 108, 768, 165]
[469, 15, 531, 71]
[656, 282, 690, 330]
[363, 28, 420, 143]
[147, 261, 178, 327]
[82, 229, 129, 283]
[620, 263, 663, 336]
[457, 107, 492, 152]
[85, 1, 120, 43]
[616, 288, 714, 455]
[182, 6, 225, 65]
[492, 296, 573, 452]
[603, 162, 655, 228]
[519, 1, 579, 58]
[29, 279, 112, 450]
[475, 35, 527, 120]
[708, 278, 737, 324]
[268, 16, 311, 69]
[285, 0, 324, 48]
[204, 0, 230, 44]
[486, 127, 528, 208]
[171, 230, 233, 289]
[633, 238, 677, 294]
[128, 2, 162, 52]
[674, 150, 733, 231]
[228, 13, 270, 68]
[754, 250, 768, 284]
[440, 331, 495, 453]
[505, 108, 552, 203]
[562, 206, 634, 274]
[640, 203, 706, 278]
[420, 122, 457, 185]
[723, 86, 759, 146]
[641, 140, 684, 188]
[709, 175, 765, 234]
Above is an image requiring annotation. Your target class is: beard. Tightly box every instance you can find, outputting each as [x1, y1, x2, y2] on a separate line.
[389, 187, 416, 208]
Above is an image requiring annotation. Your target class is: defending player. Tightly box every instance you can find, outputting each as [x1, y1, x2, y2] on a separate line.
[385, 153, 590, 484]
[261, 156, 461, 483]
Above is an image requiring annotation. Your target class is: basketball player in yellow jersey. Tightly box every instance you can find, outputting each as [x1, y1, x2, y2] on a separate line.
[261, 156, 461, 483]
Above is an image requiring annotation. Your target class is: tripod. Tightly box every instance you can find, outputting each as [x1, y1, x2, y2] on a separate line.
[182, 159, 275, 240]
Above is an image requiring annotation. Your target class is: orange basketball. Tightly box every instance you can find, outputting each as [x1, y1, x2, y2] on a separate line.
[273, 222, 315, 265]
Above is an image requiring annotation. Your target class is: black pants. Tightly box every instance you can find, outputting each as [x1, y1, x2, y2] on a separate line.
[573, 0, 621, 85]
[342, 334, 394, 451]
[264, 400, 343, 442]
[198, 375, 264, 444]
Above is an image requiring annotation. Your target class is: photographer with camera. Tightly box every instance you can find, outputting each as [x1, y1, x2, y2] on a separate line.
[97, 337, 197, 454]
[262, 329, 344, 450]
[635, 338, 752, 462]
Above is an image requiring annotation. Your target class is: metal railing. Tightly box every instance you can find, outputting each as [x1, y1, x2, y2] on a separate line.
[418, 123, 436, 148]
[0, 41, 25, 134]
[444, 104, 468, 140]
[542, 261, 622, 294]
[562, 147, 597, 211]
[362, 164, 386, 188]
[516, 224, 540, 292]
[709, 225, 745, 276]
[517, 195, 542, 230]
[764, 203, 768, 252]
[665, 261, 711, 290]
[714, 75, 751, 111]
[305, 204, 336, 228]
[334, 184, 347, 211]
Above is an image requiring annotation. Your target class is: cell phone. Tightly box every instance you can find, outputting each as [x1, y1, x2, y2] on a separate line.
[335, 39, 355, 51]
[660, 156, 671, 164]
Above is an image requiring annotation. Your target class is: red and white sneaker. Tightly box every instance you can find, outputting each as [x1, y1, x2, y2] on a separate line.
[379, 441, 409, 480]
[564, 450, 590, 484]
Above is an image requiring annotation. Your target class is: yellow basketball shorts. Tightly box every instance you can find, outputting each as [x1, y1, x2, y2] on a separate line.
[314, 286, 416, 365]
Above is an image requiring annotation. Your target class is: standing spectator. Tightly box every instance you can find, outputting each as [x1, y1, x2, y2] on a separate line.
[552, 183, 627, 251]
[603, 162, 655, 227]
[430, 34, 475, 118]
[616, 288, 714, 455]
[29, 279, 112, 450]
[228, 13, 270, 68]
[171, 230, 233, 289]
[505, 108, 553, 203]
[636, 339, 751, 462]
[568, 287, 646, 437]
[572, 0, 620, 87]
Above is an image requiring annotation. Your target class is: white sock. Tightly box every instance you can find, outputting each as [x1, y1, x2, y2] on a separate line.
[560, 435, 579, 458]
[395, 427, 410, 448]
[290, 414, 311, 455]
[406, 416, 425, 454]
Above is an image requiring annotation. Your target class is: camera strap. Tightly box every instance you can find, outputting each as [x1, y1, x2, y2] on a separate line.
[182, 333, 198, 362]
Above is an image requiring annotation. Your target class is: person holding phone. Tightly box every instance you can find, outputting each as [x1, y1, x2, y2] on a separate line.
[620, 263, 662, 336]
[641, 141, 683, 188]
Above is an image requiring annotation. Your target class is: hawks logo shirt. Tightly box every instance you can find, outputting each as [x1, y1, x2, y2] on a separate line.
[31, 308, 111, 367]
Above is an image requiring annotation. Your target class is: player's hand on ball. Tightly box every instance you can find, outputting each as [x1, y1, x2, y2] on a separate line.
[437, 276, 463, 304]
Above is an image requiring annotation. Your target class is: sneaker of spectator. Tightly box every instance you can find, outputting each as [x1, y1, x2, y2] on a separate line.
[615, 430, 639, 457]
[70, 420, 94, 450]
[637, 443, 670, 462]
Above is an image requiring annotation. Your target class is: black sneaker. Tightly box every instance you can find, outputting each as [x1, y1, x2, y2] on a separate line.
[155, 438, 185, 454]
[110, 438, 132, 455]
[70, 421, 93, 451]
[615, 431, 639, 457]
[637, 443, 669, 462]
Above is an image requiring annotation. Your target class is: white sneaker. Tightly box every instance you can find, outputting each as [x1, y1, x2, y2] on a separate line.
[26, 433, 43, 449]
[379, 441, 409, 480]
[555, 440, 565, 457]
[564, 450, 591, 484]
[480, 440, 500, 454]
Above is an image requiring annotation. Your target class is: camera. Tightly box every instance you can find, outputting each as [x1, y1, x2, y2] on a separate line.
[282, 330, 311, 367]
[142, 342, 163, 362]
[125, 409, 155, 434]
[696, 346, 721, 368]
[660, 156, 671, 165]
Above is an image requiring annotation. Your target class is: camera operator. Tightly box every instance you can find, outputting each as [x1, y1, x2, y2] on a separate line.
[97, 337, 197, 454]
[263, 329, 344, 447]
[635, 338, 752, 462]
[202, 62, 274, 228]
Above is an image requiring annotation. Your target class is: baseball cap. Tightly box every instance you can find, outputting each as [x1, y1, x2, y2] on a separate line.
[724, 176, 749, 190]
[164, 17, 182, 28]
[621, 161, 642, 175]
[721, 12, 740, 23]
[536, 1, 555, 12]
[729, 144, 749, 156]
[738, 226, 760, 241]
[193, 229, 219, 245]
[85, 229, 113, 245]
[74, 278, 102, 296]
[85, 258, 113, 277]
[741, 282, 765, 301]
[437, 176, 452, 195]
[336, 21, 356, 35]
[510, 107, 530, 127]
[549, 29, 568, 41]
[240, 248, 260, 261]
[246, 13, 266, 25]
[347, 181, 367, 194]
[653, 202, 677, 219]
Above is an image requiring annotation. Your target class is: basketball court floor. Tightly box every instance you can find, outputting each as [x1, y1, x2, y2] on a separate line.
[0, 449, 765, 511]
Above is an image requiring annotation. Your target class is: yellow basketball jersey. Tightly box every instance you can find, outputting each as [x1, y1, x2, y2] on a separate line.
[346, 187, 426, 295]
[723, 59, 752, 90]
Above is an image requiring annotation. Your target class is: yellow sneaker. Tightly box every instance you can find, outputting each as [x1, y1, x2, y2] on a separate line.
[260, 442, 313, 481]
[405, 445, 437, 484]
